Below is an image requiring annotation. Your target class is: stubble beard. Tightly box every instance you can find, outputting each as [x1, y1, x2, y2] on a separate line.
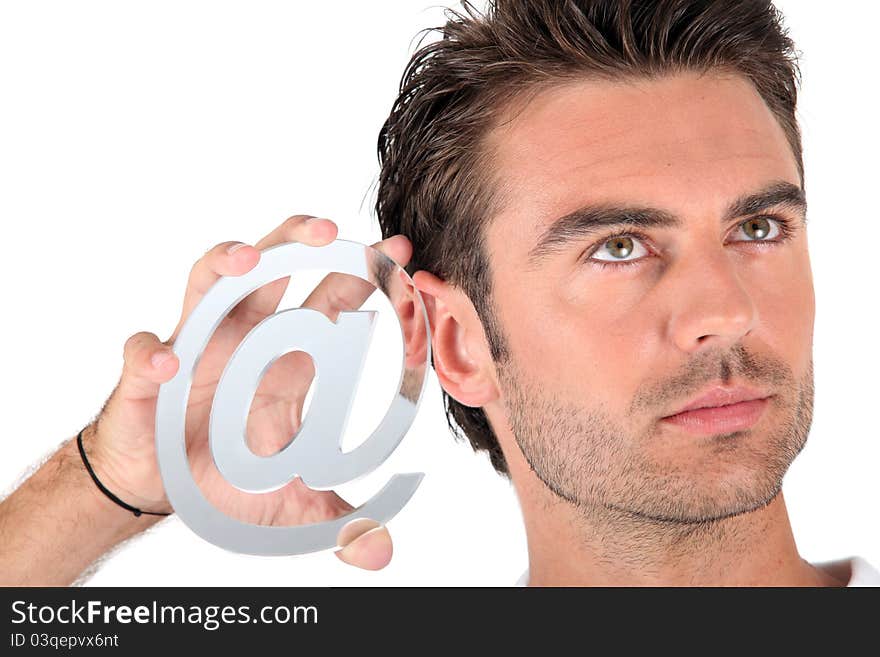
[497, 353, 814, 535]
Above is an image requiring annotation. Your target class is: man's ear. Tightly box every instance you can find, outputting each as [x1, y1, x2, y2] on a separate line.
[391, 268, 428, 371]
[411, 270, 499, 407]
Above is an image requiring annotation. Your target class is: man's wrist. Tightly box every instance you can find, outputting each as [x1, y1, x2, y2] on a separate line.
[77, 422, 173, 517]
[0, 433, 165, 585]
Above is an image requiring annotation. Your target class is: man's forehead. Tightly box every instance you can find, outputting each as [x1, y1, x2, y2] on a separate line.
[484, 71, 800, 256]
[487, 71, 776, 166]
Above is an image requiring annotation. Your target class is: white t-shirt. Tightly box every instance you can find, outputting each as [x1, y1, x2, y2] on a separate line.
[514, 556, 880, 586]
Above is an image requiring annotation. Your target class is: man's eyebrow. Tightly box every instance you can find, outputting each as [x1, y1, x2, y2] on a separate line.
[525, 180, 807, 268]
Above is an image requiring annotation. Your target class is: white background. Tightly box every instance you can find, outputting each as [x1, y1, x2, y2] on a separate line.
[0, 1, 877, 586]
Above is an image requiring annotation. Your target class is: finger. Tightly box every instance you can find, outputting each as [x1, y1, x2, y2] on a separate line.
[300, 233, 412, 321]
[168, 240, 261, 343]
[118, 331, 180, 401]
[230, 215, 340, 324]
[334, 518, 393, 571]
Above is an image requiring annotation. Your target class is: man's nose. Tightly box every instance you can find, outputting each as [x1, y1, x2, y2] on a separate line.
[664, 247, 759, 355]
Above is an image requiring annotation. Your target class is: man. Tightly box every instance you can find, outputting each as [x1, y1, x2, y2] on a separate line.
[1, 0, 877, 586]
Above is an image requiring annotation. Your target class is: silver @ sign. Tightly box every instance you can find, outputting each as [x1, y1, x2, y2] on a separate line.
[155, 239, 429, 555]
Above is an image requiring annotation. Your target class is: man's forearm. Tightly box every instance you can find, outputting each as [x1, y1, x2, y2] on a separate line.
[0, 427, 165, 585]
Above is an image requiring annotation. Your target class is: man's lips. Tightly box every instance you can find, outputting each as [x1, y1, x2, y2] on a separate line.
[665, 385, 771, 416]
[660, 398, 771, 435]
[660, 385, 773, 436]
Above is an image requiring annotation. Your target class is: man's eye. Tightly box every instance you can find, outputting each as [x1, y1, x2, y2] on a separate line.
[729, 215, 786, 242]
[584, 215, 797, 270]
[586, 233, 651, 265]
[585, 216, 794, 267]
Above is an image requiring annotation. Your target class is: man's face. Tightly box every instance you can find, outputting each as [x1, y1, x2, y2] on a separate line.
[483, 71, 815, 523]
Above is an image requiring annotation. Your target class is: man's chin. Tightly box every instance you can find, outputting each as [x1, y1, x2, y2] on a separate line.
[602, 469, 787, 526]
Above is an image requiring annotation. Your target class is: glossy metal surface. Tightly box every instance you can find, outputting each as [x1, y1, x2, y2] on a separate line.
[155, 239, 429, 555]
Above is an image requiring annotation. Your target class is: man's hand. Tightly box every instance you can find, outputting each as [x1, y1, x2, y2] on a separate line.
[84, 215, 414, 571]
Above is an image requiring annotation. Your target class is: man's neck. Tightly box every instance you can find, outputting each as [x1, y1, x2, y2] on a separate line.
[520, 490, 842, 586]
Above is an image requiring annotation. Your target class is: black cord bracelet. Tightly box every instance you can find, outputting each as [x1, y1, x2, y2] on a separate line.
[76, 428, 172, 518]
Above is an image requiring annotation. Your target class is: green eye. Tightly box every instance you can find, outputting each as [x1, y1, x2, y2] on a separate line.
[604, 236, 634, 258]
[584, 214, 797, 271]
[589, 234, 649, 263]
[737, 216, 776, 240]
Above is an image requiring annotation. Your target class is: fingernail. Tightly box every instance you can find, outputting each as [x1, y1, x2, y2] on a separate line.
[227, 242, 247, 254]
[336, 518, 381, 548]
[304, 217, 324, 225]
[151, 350, 173, 369]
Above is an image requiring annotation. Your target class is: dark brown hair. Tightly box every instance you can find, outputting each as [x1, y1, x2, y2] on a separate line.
[374, 0, 803, 478]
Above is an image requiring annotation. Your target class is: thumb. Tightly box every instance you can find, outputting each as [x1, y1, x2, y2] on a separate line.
[117, 331, 180, 401]
[334, 518, 393, 571]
